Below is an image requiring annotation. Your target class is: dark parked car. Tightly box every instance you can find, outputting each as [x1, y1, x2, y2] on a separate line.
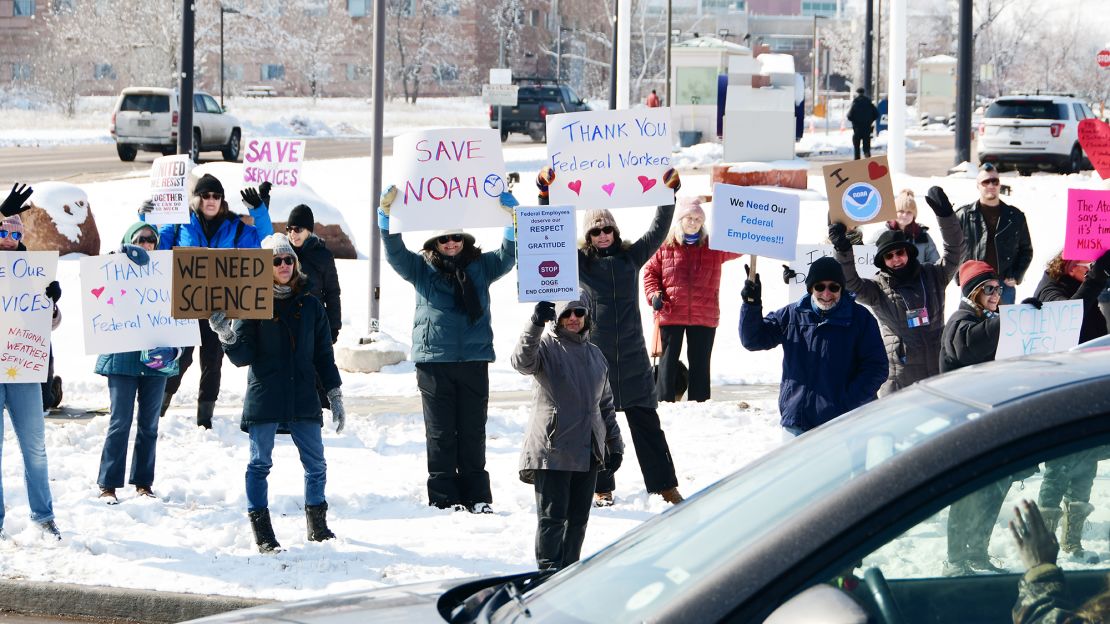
[489, 84, 590, 143]
[188, 343, 1110, 623]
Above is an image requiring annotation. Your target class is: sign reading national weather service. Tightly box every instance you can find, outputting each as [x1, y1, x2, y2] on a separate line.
[391, 128, 511, 233]
[546, 107, 674, 210]
[708, 184, 799, 260]
[822, 156, 896, 226]
[516, 206, 578, 302]
[0, 251, 57, 383]
[147, 154, 192, 225]
[996, 300, 1083, 359]
[786, 244, 879, 301]
[1063, 188, 1110, 261]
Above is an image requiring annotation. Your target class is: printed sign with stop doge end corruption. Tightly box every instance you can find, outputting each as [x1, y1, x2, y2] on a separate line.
[822, 156, 896, 227]
[516, 205, 578, 302]
[547, 107, 674, 210]
[171, 248, 273, 319]
[0, 251, 58, 383]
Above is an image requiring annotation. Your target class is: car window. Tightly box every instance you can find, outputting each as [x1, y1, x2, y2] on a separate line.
[1082, 104, 1096, 119]
[119, 94, 169, 113]
[986, 100, 1067, 120]
[1073, 103, 1087, 120]
[202, 95, 222, 114]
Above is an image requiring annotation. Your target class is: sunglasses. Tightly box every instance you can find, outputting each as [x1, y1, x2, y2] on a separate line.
[588, 226, 615, 238]
[883, 248, 908, 261]
[979, 284, 1001, 296]
[131, 234, 157, 245]
[0, 229, 23, 241]
[273, 255, 296, 267]
[812, 282, 842, 294]
[437, 234, 465, 244]
[560, 307, 588, 319]
[286, 226, 307, 234]
[979, 178, 1001, 186]
[200, 192, 223, 200]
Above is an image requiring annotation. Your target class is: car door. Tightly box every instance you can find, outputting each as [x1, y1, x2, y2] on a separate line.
[201, 94, 231, 145]
[192, 94, 211, 148]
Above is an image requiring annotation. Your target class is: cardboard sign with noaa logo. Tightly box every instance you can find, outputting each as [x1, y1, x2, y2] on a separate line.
[708, 184, 799, 260]
[822, 156, 896, 226]
[516, 205, 579, 302]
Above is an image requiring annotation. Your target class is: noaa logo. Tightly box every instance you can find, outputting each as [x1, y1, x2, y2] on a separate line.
[842, 182, 882, 222]
[483, 174, 505, 197]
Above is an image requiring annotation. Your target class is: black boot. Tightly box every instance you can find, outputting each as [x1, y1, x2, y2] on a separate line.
[159, 392, 173, 418]
[306, 502, 336, 541]
[248, 509, 282, 553]
[197, 401, 215, 429]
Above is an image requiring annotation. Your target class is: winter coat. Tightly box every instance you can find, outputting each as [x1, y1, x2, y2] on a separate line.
[383, 228, 515, 363]
[1013, 564, 1093, 624]
[955, 200, 1034, 284]
[838, 213, 963, 395]
[153, 204, 273, 250]
[578, 203, 675, 410]
[643, 240, 740, 328]
[847, 95, 878, 132]
[223, 288, 341, 432]
[740, 293, 887, 431]
[1033, 272, 1109, 345]
[295, 234, 342, 343]
[939, 300, 1000, 373]
[868, 223, 940, 265]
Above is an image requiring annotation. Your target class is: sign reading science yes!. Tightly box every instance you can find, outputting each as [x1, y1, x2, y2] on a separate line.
[390, 128, 511, 233]
[708, 184, 799, 260]
[547, 107, 674, 210]
[516, 206, 578, 302]
[823, 156, 896, 226]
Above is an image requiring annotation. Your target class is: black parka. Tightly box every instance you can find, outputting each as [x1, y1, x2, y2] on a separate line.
[940, 301, 1001, 373]
[294, 234, 342, 343]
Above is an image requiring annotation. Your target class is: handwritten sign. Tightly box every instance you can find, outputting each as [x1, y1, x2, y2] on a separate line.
[80, 251, 200, 355]
[516, 206, 578, 302]
[390, 128, 510, 233]
[786, 244, 879, 302]
[996, 300, 1083, 359]
[822, 156, 896, 226]
[547, 107, 674, 210]
[1063, 188, 1110, 261]
[1078, 118, 1110, 180]
[0, 252, 57, 383]
[243, 138, 305, 188]
[147, 154, 192, 225]
[171, 248, 272, 320]
[708, 184, 799, 260]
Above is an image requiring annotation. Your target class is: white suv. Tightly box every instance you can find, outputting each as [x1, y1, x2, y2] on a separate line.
[110, 87, 242, 163]
[976, 94, 1095, 174]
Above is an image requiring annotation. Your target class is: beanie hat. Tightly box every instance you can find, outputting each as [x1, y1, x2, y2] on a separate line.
[806, 256, 846, 292]
[873, 229, 918, 270]
[262, 233, 297, 259]
[675, 197, 705, 221]
[581, 209, 620, 247]
[422, 229, 475, 252]
[287, 204, 315, 232]
[958, 260, 997, 297]
[194, 173, 224, 197]
[1, 213, 24, 236]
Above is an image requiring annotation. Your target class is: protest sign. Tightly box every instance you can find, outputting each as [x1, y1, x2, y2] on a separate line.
[547, 107, 674, 210]
[996, 300, 1083, 359]
[822, 156, 896, 227]
[390, 128, 510, 232]
[243, 138, 306, 188]
[786, 244, 879, 301]
[171, 248, 272, 319]
[80, 251, 200, 355]
[708, 184, 799, 260]
[0, 252, 57, 383]
[516, 205, 578, 302]
[1078, 118, 1110, 179]
[147, 154, 192, 225]
[1063, 188, 1110, 261]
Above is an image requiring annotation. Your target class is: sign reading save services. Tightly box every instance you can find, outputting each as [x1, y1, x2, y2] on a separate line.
[516, 206, 578, 302]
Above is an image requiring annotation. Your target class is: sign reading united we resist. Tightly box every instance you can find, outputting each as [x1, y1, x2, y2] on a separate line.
[516, 206, 578, 302]
[546, 107, 674, 210]
[708, 184, 799, 260]
[147, 154, 192, 225]
[996, 300, 1084, 359]
[390, 128, 511, 233]
[0, 251, 58, 383]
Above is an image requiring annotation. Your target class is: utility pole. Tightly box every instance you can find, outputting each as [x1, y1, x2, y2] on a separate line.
[665, 0, 672, 105]
[955, 0, 973, 165]
[863, 0, 873, 95]
[365, 0, 386, 337]
[609, 3, 618, 109]
[178, 0, 195, 159]
[874, 0, 882, 101]
[616, 0, 630, 109]
[887, 0, 906, 174]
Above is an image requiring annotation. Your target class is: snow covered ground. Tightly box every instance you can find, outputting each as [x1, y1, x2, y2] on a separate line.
[1, 133, 1109, 600]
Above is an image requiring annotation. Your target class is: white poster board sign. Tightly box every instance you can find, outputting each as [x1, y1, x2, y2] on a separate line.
[147, 154, 192, 225]
[708, 184, 800, 260]
[996, 300, 1084, 359]
[80, 251, 201, 355]
[482, 84, 519, 106]
[243, 137, 306, 188]
[490, 68, 512, 85]
[546, 107, 674, 210]
[516, 206, 579, 302]
[0, 252, 58, 383]
[390, 128, 510, 233]
[786, 244, 879, 302]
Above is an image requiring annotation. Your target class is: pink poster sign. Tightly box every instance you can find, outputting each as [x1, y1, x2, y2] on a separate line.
[1064, 188, 1110, 261]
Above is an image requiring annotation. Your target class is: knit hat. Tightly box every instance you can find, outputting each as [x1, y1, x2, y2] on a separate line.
[287, 204, 314, 232]
[958, 260, 997, 297]
[261, 233, 297, 259]
[806, 256, 846, 292]
[422, 229, 475, 252]
[675, 197, 705, 221]
[581, 209, 620, 248]
[194, 173, 224, 197]
[1, 213, 24, 236]
[873, 229, 918, 270]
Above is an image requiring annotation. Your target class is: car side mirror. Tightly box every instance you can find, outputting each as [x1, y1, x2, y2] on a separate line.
[764, 585, 868, 624]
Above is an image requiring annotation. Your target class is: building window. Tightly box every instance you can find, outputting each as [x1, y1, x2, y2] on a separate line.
[348, 0, 369, 17]
[10, 63, 32, 81]
[434, 0, 458, 16]
[225, 64, 244, 81]
[801, 1, 836, 16]
[261, 64, 285, 81]
[93, 63, 116, 80]
[51, 0, 74, 12]
[13, 0, 35, 16]
[434, 63, 458, 84]
[702, 0, 743, 13]
[303, 0, 327, 16]
[346, 63, 371, 81]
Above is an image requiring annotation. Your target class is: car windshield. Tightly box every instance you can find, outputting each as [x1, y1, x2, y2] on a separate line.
[503, 387, 977, 623]
[120, 94, 169, 113]
[985, 99, 1067, 120]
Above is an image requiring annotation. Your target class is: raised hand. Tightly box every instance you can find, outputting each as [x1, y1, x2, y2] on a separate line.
[531, 301, 556, 326]
[0, 183, 33, 217]
[925, 186, 954, 218]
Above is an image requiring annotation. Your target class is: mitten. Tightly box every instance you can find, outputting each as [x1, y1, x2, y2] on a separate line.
[327, 387, 345, 434]
[0, 183, 32, 217]
[531, 301, 556, 326]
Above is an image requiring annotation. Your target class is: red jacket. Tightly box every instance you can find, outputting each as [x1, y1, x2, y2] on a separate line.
[644, 241, 741, 328]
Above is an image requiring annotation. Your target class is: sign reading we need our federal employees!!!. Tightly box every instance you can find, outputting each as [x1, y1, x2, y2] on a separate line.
[547, 107, 674, 210]
[0, 251, 58, 383]
[516, 206, 579, 302]
[708, 184, 799, 260]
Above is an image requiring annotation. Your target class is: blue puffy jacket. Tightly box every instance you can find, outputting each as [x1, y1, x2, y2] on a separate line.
[153, 204, 273, 250]
[740, 293, 887, 431]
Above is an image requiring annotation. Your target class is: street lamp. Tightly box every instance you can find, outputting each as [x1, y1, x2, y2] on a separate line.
[811, 14, 827, 117]
[219, 3, 240, 108]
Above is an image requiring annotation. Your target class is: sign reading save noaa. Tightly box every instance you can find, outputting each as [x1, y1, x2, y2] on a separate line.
[391, 128, 511, 233]
[822, 156, 896, 226]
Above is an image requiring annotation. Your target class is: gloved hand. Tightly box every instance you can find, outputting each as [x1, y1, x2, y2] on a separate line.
[44, 281, 61, 303]
[207, 311, 236, 344]
[327, 387, 345, 434]
[138, 199, 155, 216]
[663, 168, 681, 192]
[531, 301, 556, 326]
[119, 243, 150, 266]
[499, 190, 518, 216]
[0, 183, 33, 217]
[240, 186, 266, 210]
[925, 186, 954, 218]
[652, 293, 665, 311]
[258, 181, 272, 207]
[536, 166, 555, 196]
[379, 184, 398, 215]
[140, 347, 179, 370]
[741, 264, 762, 306]
[1090, 249, 1110, 280]
[1021, 297, 1043, 310]
[782, 264, 797, 285]
[605, 451, 623, 474]
[828, 222, 852, 253]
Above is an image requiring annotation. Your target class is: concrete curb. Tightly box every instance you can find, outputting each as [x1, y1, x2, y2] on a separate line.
[0, 579, 272, 623]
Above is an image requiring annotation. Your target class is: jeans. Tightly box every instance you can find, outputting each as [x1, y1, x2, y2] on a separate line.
[246, 421, 327, 511]
[0, 383, 55, 528]
[98, 375, 166, 488]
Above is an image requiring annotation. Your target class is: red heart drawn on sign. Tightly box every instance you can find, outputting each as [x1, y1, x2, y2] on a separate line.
[120, 289, 126, 296]
[637, 176, 657, 192]
[107, 297, 114, 305]
[602, 183, 616, 196]
[568, 180, 583, 195]
[91, 287, 105, 299]
[867, 161, 888, 180]
[1079, 118, 1110, 179]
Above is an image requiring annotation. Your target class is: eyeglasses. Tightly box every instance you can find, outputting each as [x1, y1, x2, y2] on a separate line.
[131, 234, 157, 245]
[883, 248, 908, 261]
[979, 284, 1001, 296]
[979, 178, 1001, 186]
[200, 192, 223, 200]
[588, 225, 615, 238]
[437, 234, 465, 244]
[286, 226, 307, 234]
[273, 255, 296, 267]
[812, 282, 842, 293]
[0, 229, 23, 241]
[560, 307, 588, 319]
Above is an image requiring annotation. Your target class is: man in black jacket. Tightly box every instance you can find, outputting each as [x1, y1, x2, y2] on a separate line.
[846, 88, 878, 160]
[955, 165, 1034, 304]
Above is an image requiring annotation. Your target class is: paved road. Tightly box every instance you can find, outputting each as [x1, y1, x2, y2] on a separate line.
[803, 133, 971, 178]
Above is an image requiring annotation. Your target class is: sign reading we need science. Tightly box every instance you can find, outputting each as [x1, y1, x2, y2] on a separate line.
[708, 184, 799, 260]
[0, 251, 57, 383]
[516, 206, 578, 302]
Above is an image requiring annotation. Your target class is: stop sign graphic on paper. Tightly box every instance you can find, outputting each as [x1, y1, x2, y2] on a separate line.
[538, 260, 560, 277]
[1099, 50, 1110, 68]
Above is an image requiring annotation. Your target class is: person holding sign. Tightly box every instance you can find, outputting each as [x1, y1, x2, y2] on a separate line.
[511, 295, 624, 571]
[210, 233, 344, 554]
[830, 185, 964, 395]
[955, 164, 1034, 305]
[643, 197, 741, 403]
[378, 185, 518, 513]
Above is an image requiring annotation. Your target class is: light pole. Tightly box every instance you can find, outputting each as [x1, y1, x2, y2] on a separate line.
[557, 25, 572, 83]
[219, 4, 240, 108]
[811, 15, 826, 117]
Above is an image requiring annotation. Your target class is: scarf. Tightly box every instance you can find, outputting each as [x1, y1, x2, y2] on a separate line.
[273, 284, 294, 299]
[887, 220, 922, 241]
[683, 232, 700, 245]
[200, 213, 226, 243]
[431, 252, 483, 324]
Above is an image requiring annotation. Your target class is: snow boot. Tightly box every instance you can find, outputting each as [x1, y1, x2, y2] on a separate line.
[1039, 506, 1063, 536]
[660, 487, 685, 505]
[99, 487, 119, 505]
[305, 503, 336, 542]
[593, 492, 614, 508]
[159, 392, 173, 418]
[197, 401, 215, 430]
[248, 509, 282, 554]
[39, 520, 61, 541]
[49, 376, 63, 409]
[1062, 501, 1099, 563]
